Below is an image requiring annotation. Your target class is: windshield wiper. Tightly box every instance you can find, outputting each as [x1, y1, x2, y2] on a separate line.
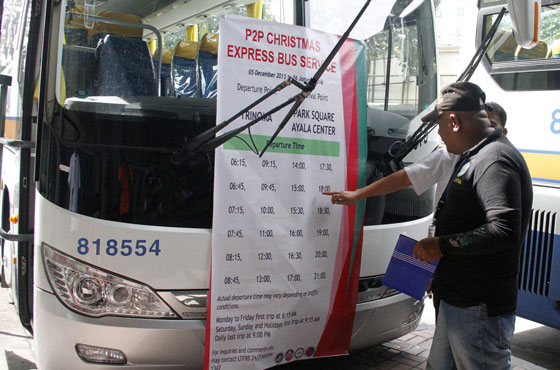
[180, 0, 373, 158]
[384, 7, 506, 173]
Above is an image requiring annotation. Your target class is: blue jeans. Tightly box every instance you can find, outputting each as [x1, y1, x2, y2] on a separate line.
[427, 300, 515, 370]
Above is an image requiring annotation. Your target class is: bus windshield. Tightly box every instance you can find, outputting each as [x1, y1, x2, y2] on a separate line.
[39, 0, 437, 228]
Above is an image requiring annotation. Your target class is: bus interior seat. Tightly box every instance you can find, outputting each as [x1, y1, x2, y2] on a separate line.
[172, 41, 198, 97]
[90, 11, 144, 46]
[489, 30, 517, 62]
[157, 48, 175, 96]
[62, 7, 95, 98]
[92, 11, 157, 97]
[198, 32, 219, 98]
[515, 41, 548, 60]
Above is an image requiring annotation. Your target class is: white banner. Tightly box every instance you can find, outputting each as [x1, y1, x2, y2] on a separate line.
[205, 15, 367, 370]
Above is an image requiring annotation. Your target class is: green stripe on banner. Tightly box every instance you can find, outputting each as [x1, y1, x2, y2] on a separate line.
[354, 40, 368, 221]
[348, 40, 368, 288]
[223, 134, 340, 157]
[355, 40, 368, 190]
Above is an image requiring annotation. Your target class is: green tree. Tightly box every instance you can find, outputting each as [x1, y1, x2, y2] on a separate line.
[540, 7, 560, 44]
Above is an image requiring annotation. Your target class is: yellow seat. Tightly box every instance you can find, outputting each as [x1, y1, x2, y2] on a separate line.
[157, 48, 175, 96]
[515, 41, 548, 60]
[199, 32, 219, 55]
[551, 37, 560, 58]
[174, 40, 198, 60]
[92, 11, 156, 96]
[91, 11, 143, 41]
[489, 30, 517, 62]
[160, 48, 174, 65]
[198, 33, 219, 98]
[173, 41, 198, 97]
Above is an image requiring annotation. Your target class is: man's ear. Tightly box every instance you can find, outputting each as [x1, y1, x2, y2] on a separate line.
[449, 113, 461, 132]
[503, 128, 508, 135]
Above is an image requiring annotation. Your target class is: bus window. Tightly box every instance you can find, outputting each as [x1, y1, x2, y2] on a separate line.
[309, 0, 438, 224]
[0, 0, 31, 140]
[58, 0, 295, 104]
[482, 3, 560, 91]
[309, 1, 437, 119]
[0, 0, 27, 77]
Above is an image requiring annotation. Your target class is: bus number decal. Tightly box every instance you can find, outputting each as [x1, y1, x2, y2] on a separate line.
[77, 238, 161, 256]
[551, 109, 560, 134]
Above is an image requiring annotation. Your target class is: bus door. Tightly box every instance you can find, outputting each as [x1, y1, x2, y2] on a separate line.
[0, 0, 41, 330]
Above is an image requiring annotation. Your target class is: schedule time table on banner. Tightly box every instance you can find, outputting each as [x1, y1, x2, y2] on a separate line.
[205, 15, 367, 370]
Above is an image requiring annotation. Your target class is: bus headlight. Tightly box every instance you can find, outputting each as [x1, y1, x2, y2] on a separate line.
[72, 276, 103, 305]
[42, 243, 178, 319]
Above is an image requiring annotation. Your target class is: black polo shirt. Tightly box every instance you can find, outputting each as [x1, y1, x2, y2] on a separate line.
[433, 128, 533, 316]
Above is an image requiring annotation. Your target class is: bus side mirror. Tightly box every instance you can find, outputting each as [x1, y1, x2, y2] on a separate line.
[507, 0, 541, 49]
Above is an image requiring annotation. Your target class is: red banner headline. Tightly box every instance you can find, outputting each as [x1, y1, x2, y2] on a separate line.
[245, 28, 321, 52]
[226, 28, 336, 72]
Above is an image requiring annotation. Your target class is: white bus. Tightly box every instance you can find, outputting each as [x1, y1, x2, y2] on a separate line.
[464, 0, 560, 329]
[0, 0, 440, 368]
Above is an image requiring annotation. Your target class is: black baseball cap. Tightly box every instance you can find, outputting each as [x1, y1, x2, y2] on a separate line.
[421, 82, 486, 122]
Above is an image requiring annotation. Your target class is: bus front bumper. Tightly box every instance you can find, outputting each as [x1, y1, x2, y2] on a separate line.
[34, 287, 205, 370]
[351, 293, 424, 351]
[34, 287, 423, 369]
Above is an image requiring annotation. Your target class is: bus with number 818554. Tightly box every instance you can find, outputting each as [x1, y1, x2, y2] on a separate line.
[0, 0, 441, 368]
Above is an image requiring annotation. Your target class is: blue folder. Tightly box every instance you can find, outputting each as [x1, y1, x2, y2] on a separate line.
[382, 234, 439, 300]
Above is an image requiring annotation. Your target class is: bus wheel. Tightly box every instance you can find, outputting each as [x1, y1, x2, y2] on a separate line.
[1, 241, 7, 288]
[0, 267, 6, 288]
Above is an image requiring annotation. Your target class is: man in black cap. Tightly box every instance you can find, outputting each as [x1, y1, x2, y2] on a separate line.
[413, 82, 532, 369]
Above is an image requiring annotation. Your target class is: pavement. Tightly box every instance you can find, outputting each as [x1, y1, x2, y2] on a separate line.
[0, 288, 35, 370]
[1, 287, 559, 370]
[276, 301, 559, 370]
